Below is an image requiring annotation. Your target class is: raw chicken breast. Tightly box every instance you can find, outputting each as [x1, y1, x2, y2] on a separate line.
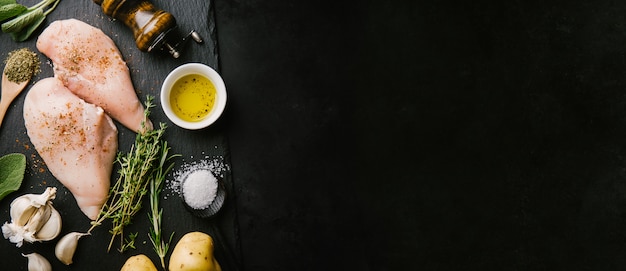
[36, 19, 152, 132]
[24, 77, 118, 220]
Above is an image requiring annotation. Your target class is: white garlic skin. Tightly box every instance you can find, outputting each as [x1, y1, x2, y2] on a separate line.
[55, 231, 89, 265]
[22, 253, 52, 271]
[2, 222, 27, 247]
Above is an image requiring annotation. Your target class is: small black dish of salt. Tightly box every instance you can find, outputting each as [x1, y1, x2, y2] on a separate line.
[179, 168, 226, 218]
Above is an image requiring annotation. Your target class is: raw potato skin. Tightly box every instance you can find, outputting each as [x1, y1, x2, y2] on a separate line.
[169, 232, 222, 271]
[121, 254, 158, 271]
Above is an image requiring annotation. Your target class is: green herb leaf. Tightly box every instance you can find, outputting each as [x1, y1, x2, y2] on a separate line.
[0, 0, 18, 6]
[1, 0, 60, 42]
[0, 153, 26, 201]
[9, 13, 43, 41]
[0, 3, 26, 22]
[1, 7, 42, 33]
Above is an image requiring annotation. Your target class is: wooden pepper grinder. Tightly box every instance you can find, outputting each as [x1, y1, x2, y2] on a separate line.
[93, 0, 202, 58]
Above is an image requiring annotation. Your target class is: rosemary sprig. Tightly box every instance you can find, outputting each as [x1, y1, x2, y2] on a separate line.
[89, 96, 177, 254]
[148, 140, 178, 269]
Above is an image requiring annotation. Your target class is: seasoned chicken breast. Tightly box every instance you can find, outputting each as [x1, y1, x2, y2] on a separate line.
[36, 19, 152, 132]
[23, 77, 118, 220]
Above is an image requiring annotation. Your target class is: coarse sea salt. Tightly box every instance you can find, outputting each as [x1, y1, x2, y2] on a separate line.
[166, 156, 229, 201]
[183, 169, 218, 209]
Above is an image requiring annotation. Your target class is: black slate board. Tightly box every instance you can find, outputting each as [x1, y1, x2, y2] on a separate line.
[0, 0, 241, 270]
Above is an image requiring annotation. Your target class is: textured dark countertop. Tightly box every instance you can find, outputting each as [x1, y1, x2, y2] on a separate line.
[216, 1, 626, 270]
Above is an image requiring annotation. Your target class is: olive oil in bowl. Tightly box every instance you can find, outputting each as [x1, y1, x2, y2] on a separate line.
[170, 74, 216, 122]
[161, 63, 227, 130]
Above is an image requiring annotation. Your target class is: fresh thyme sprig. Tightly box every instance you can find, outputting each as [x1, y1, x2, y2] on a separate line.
[121, 232, 138, 252]
[148, 140, 178, 269]
[89, 96, 178, 254]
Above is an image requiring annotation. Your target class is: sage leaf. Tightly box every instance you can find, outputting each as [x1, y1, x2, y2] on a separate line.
[10, 13, 44, 41]
[0, 153, 26, 201]
[1, 7, 42, 33]
[0, 0, 17, 6]
[0, 3, 26, 22]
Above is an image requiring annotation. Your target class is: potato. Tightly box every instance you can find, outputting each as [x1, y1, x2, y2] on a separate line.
[121, 254, 158, 271]
[169, 232, 222, 271]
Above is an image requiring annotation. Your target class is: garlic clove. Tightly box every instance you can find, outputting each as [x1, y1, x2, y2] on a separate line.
[22, 252, 52, 271]
[55, 231, 89, 265]
[10, 197, 37, 227]
[35, 207, 62, 241]
[24, 203, 52, 234]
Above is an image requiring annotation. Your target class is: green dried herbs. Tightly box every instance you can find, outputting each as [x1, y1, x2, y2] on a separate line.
[3, 47, 40, 83]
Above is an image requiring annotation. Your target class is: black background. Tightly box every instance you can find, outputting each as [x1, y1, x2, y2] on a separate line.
[216, 0, 626, 270]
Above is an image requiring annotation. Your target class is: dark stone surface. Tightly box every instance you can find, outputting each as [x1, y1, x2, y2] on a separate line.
[216, 0, 626, 270]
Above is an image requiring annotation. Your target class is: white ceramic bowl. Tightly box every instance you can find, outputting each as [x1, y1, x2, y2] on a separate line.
[160, 63, 227, 130]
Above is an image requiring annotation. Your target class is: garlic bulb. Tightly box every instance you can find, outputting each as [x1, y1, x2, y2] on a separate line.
[22, 253, 52, 271]
[55, 231, 89, 265]
[1, 187, 62, 247]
